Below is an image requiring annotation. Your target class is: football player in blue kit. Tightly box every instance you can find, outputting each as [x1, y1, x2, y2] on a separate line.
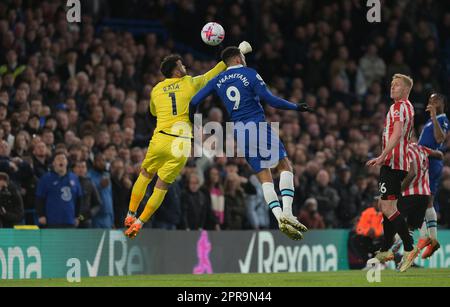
[417, 93, 449, 258]
[190, 46, 313, 240]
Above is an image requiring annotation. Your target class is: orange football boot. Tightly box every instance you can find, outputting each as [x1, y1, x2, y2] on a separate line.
[124, 222, 142, 239]
[417, 237, 431, 250]
[124, 216, 136, 228]
[421, 239, 440, 259]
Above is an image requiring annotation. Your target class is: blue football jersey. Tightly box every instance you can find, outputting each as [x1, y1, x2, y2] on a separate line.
[418, 114, 449, 151]
[191, 65, 299, 123]
[190, 64, 300, 173]
[36, 171, 83, 225]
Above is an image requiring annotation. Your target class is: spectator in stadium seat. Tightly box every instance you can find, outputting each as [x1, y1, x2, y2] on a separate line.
[180, 174, 217, 230]
[386, 50, 412, 85]
[110, 158, 132, 228]
[304, 46, 328, 91]
[26, 114, 42, 136]
[134, 98, 154, 147]
[152, 181, 182, 230]
[88, 152, 114, 228]
[40, 128, 55, 152]
[35, 152, 82, 228]
[0, 101, 7, 121]
[1, 119, 14, 148]
[0, 172, 24, 228]
[223, 173, 247, 230]
[309, 169, 340, 228]
[297, 198, 325, 230]
[58, 49, 81, 82]
[245, 174, 270, 230]
[201, 166, 225, 228]
[43, 76, 65, 111]
[73, 160, 101, 228]
[0, 140, 24, 181]
[334, 166, 361, 228]
[11, 130, 30, 158]
[358, 44, 386, 86]
[0, 50, 25, 78]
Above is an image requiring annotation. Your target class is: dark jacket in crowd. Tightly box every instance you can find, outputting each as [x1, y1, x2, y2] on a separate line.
[152, 181, 182, 228]
[0, 183, 24, 228]
[112, 176, 131, 229]
[309, 183, 340, 228]
[224, 190, 247, 230]
[0, 158, 35, 215]
[180, 189, 216, 230]
[334, 179, 361, 228]
[78, 176, 101, 228]
[32, 156, 50, 179]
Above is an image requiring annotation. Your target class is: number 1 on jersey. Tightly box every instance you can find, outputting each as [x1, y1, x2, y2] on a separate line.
[227, 86, 241, 110]
[169, 92, 177, 115]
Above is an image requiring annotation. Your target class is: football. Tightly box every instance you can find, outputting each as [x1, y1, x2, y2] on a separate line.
[201, 22, 225, 46]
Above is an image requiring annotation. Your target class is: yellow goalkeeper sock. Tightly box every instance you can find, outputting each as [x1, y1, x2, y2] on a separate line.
[139, 187, 168, 223]
[128, 174, 152, 213]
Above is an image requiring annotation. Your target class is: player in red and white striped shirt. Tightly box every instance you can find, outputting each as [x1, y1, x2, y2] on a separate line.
[366, 74, 418, 272]
[398, 143, 443, 258]
[381, 96, 415, 172]
[402, 143, 433, 197]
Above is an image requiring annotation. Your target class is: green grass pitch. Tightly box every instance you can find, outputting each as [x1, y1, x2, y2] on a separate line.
[1, 268, 450, 287]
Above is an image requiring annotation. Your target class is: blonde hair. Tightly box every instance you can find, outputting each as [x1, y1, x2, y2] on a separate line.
[392, 74, 413, 92]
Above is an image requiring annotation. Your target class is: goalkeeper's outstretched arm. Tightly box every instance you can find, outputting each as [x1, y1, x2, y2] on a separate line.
[189, 80, 216, 123]
[192, 41, 253, 91]
[192, 61, 226, 91]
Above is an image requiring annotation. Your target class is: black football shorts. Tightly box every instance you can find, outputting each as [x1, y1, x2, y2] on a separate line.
[378, 165, 407, 200]
[397, 195, 429, 229]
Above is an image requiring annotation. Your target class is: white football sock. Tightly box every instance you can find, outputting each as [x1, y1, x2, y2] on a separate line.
[262, 182, 282, 222]
[279, 171, 295, 216]
[425, 207, 438, 240]
[419, 221, 428, 238]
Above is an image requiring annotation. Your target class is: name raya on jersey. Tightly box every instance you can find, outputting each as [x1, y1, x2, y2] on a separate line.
[403, 143, 432, 196]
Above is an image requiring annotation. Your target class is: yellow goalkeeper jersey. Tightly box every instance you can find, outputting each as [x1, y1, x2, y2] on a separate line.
[150, 61, 226, 137]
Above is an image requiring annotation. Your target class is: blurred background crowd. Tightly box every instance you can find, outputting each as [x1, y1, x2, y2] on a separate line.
[0, 0, 449, 231]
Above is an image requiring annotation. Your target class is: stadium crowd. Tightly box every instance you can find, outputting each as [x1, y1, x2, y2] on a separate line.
[0, 0, 449, 230]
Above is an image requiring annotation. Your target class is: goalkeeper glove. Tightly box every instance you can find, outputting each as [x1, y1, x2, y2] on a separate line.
[239, 41, 252, 55]
[297, 103, 314, 113]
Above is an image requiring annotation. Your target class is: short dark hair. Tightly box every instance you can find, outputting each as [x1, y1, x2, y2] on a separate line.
[105, 143, 118, 151]
[160, 54, 182, 78]
[73, 159, 86, 167]
[52, 151, 68, 162]
[221, 47, 241, 65]
[432, 93, 448, 111]
[41, 128, 53, 135]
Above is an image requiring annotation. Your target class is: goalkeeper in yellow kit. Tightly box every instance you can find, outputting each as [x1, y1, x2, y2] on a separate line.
[124, 42, 252, 238]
